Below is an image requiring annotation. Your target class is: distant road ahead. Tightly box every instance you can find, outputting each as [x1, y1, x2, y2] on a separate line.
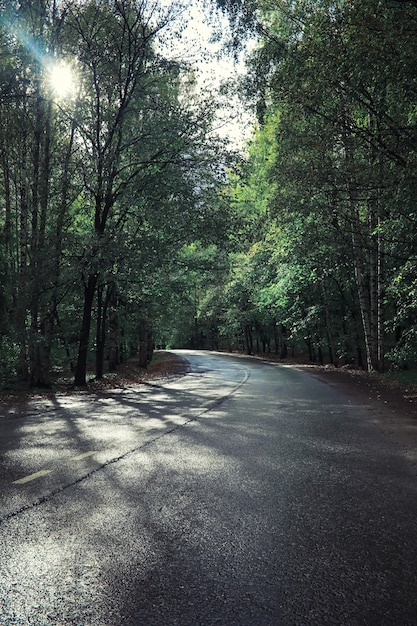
[1, 350, 417, 625]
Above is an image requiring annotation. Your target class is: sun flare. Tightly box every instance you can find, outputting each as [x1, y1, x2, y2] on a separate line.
[48, 60, 77, 99]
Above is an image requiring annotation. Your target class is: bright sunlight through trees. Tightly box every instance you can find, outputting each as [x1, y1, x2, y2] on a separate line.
[47, 60, 77, 99]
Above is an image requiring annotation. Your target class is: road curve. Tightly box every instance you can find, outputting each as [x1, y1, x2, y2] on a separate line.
[1, 350, 417, 625]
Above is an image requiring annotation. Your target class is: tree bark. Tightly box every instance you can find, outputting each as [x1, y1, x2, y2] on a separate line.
[95, 284, 105, 380]
[108, 308, 119, 371]
[138, 320, 152, 368]
[350, 209, 374, 371]
[321, 278, 338, 366]
[343, 106, 375, 371]
[28, 85, 53, 387]
[74, 274, 97, 386]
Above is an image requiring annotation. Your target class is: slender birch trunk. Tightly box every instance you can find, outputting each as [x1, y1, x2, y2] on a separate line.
[368, 111, 385, 372]
[29, 86, 53, 387]
[343, 106, 374, 371]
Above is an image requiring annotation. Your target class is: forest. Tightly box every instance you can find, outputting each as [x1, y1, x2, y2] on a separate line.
[1, 0, 417, 389]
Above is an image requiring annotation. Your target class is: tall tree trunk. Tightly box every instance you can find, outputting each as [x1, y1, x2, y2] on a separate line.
[29, 84, 53, 387]
[350, 208, 373, 371]
[16, 178, 29, 381]
[343, 107, 374, 371]
[244, 324, 253, 355]
[375, 148, 385, 372]
[305, 337, 313, 362]
[364, 110, 386, 372]
[29, 315, 53, 388]
[95, 284, 105, 380]
[377, 228, 384, 370]
[0, 151, 12, 333]
[1, 152, 12, 259]
[108, 308, 119, 372]
[50, 120, 77, 370]
[275, 322, 287, 358]
[96, 283, 114, 379]
[321, 277, 338, 366]
[74, 274, 97, 386]
[138, 320, 149, 368]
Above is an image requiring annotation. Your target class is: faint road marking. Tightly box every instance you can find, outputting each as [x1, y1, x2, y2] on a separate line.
[70, 451, 98, 461]
[13, 451, 98, 485]
[13, 469, 52, 485]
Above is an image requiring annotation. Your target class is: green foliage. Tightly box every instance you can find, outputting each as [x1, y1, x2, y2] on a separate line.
[0, 0, 234, 385]
[2, 0, 417, 378]
[183, 0, 416, 369]
[386, 262, 417, 368]
[0, 338, 19, 386]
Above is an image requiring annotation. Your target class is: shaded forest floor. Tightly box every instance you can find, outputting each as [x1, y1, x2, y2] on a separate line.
[0, 351, 190, 405]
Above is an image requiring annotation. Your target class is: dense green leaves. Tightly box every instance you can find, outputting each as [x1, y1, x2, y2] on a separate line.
[0, 0, 231, 387]
[3, 0, 417, 385]
[195, 0, 417, 370]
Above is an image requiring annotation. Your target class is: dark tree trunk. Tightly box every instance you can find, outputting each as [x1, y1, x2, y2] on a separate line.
[29, 316, 52, 388]
[321, 279, 338, 366]
[95, 283, 114, 379]
[28, 89, 52, 388]
[244, 324, 253, 355]
[138, 321, 153, 368]
[95, 284, 105, 380]
[74, 274, 97, 386]
[316, 336, 324, 365]
[15, 136, 30, 381]
[275, 322, 287, 359]
[108, 310, 119, 372]
[306, 338, 313, 362]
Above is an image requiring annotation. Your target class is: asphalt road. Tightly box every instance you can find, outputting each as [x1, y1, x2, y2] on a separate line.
[1, 350, 417, 625]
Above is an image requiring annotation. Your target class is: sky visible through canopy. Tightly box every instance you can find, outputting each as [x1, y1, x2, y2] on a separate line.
[23, 0, 253, 150]
[160, 0, 255, 150]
